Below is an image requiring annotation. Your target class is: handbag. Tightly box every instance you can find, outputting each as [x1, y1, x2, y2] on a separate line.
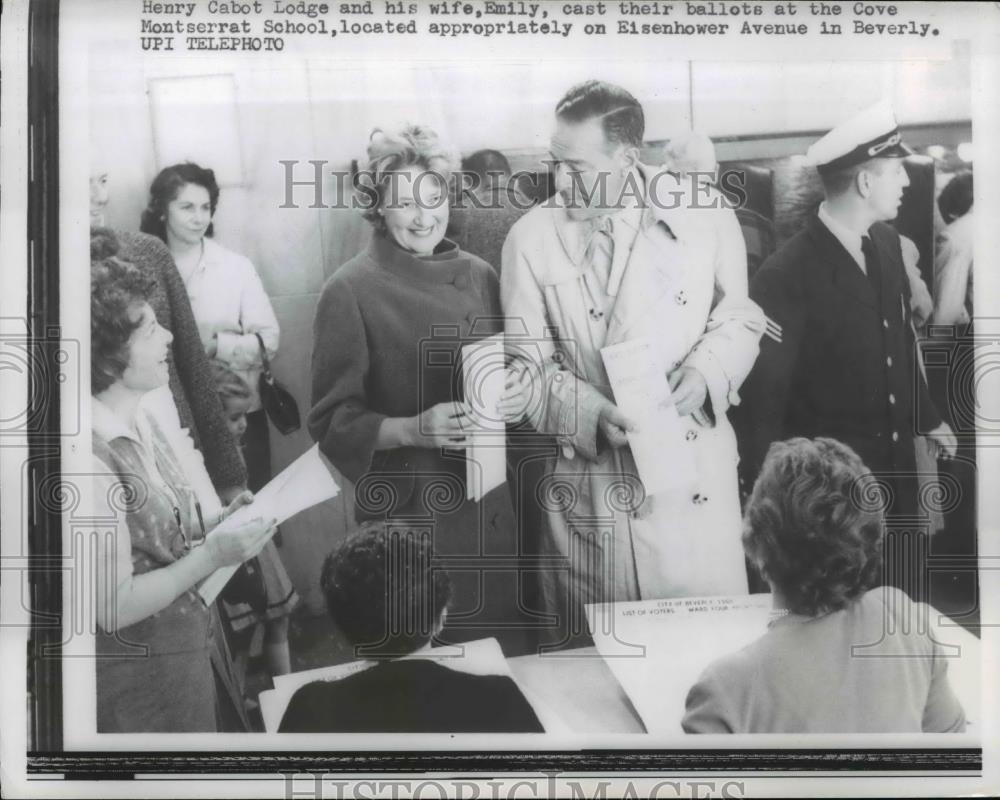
[220, 554, 268, 614]
[254, 332, 301, 435]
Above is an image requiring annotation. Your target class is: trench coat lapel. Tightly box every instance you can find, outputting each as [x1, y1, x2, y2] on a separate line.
[604, 167, 691, 346]
[807, 215, 879, 311]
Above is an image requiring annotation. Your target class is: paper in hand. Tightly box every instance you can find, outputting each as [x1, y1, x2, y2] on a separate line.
[601, 337, 694, 496]
[198, 444, 340, 604]
[461, 333, 507, 502]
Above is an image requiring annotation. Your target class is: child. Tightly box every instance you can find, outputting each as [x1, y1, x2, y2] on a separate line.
[210, 359, 299, 678]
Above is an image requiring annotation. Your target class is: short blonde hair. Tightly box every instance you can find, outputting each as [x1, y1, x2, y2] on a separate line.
[356, 124, 459, 233]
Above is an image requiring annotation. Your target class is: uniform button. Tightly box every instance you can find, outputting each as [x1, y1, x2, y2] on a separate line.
[889, 394, 896, 405]
[892, 431, 899, 442]
[675, 291, 688, 306]
[685, 430, 698, 441]
[883, 319, 889, 329]
[886, 356, 893, 367]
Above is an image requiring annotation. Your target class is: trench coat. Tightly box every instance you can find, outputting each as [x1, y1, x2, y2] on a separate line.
[501, 166, 764, 642]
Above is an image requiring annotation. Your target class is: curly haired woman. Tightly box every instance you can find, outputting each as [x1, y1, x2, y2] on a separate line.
[682, 437, 966, 734]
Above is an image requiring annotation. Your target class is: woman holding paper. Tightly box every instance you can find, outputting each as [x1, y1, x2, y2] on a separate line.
[90, 253, 277, 732]
[308, 125, 531, 656]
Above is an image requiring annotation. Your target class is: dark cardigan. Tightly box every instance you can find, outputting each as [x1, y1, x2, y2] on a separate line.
[117, 230, 247, 491]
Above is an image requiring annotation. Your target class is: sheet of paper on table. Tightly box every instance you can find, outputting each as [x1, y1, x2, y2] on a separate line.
[259, 637, 566, 733]
[197, 444, 340, 605]
[600, 337, 695, 495]
[462, 333, 507, 502]
[586, 594, 774, 734]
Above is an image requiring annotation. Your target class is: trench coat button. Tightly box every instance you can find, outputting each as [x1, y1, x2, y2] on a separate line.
[692, 493, 708, 505]
[675, 290, 688, 306]
[883, 319, 890, 330]
[889, 393, 896, 405]
[892, 431, 899, 443]
[886, 356, 893, 367]
[685, 430, 698, 441]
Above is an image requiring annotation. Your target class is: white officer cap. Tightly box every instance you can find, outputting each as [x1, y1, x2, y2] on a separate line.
[806, 102, 913, 175]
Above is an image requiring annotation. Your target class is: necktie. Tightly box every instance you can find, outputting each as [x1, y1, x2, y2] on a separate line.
[586, 216, 615, 290]
[861, 235, 882, 299]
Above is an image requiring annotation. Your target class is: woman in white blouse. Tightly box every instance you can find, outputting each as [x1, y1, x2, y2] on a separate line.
[140, 162, 280, 493]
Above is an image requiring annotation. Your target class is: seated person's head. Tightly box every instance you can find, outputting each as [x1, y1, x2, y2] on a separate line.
[743, 437, 884, 617]
[938, 170, 973, 224]
[321, 521, 452, 659]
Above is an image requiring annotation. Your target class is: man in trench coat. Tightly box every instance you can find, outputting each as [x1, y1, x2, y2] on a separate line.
[500, 81, 765, 648]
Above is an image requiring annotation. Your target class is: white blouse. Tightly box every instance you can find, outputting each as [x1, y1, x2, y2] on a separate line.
[177, 237, 280, 411]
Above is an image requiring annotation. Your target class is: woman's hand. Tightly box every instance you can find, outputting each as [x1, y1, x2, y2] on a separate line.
[408, 401, 470, 449]
[220, 489, 254, 521]
[205, 516, 276, 570]
[497, 365, 534, 424]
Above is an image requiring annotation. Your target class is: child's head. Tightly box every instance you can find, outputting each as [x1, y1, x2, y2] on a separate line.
[209, 359, 252, 442]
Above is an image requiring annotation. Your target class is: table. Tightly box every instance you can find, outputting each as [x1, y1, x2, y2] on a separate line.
[508, 647, 645, 733]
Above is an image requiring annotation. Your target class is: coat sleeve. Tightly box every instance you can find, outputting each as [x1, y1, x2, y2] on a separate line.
[736, 258, 806, 485]
[153, 238, 248, 491]
[500, 226, 608, 462]
[921, 606, 968, 733]
[216, 258, 281, 371]
[681, 664, 737, 734]
[895, 241, 944, 435]
[931, 217, 974, 327]
[682, 207, 766, 417]
[308, 278, 387, 483]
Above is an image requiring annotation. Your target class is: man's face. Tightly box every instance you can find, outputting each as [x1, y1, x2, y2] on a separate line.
[863, 158, 910, 221]
[549, 116, 635, 221]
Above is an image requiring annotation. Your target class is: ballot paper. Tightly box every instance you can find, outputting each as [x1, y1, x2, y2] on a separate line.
[461, 333, 507, 502]
[586, 595, 774, 734]
[600, 338, 694, 495]
[198, 445, 340, 605]
[259, 636, 565, 733]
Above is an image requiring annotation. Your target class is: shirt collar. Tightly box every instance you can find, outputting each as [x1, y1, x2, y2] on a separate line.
[91, 396, 143, 445]
[818, 202, 866, 270]
[553, 169, 647, 265]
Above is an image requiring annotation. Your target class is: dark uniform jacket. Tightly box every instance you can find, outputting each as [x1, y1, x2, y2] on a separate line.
[734, 215, 942, 517]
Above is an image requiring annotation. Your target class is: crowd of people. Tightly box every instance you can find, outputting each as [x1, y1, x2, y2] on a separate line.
[89, 79, 972, 734]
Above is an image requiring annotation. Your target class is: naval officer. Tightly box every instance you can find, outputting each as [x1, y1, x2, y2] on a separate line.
[735, 104, 956, 534]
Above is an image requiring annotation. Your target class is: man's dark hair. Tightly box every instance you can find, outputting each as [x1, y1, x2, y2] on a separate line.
[555, 80, 645, 151]
[321, 521, 452, 658]
[938, 170, 973, 224]
[462, 149, 512, 190]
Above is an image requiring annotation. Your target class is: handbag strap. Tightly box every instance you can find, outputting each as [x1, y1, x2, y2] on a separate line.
[254, 332, 274, 380]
